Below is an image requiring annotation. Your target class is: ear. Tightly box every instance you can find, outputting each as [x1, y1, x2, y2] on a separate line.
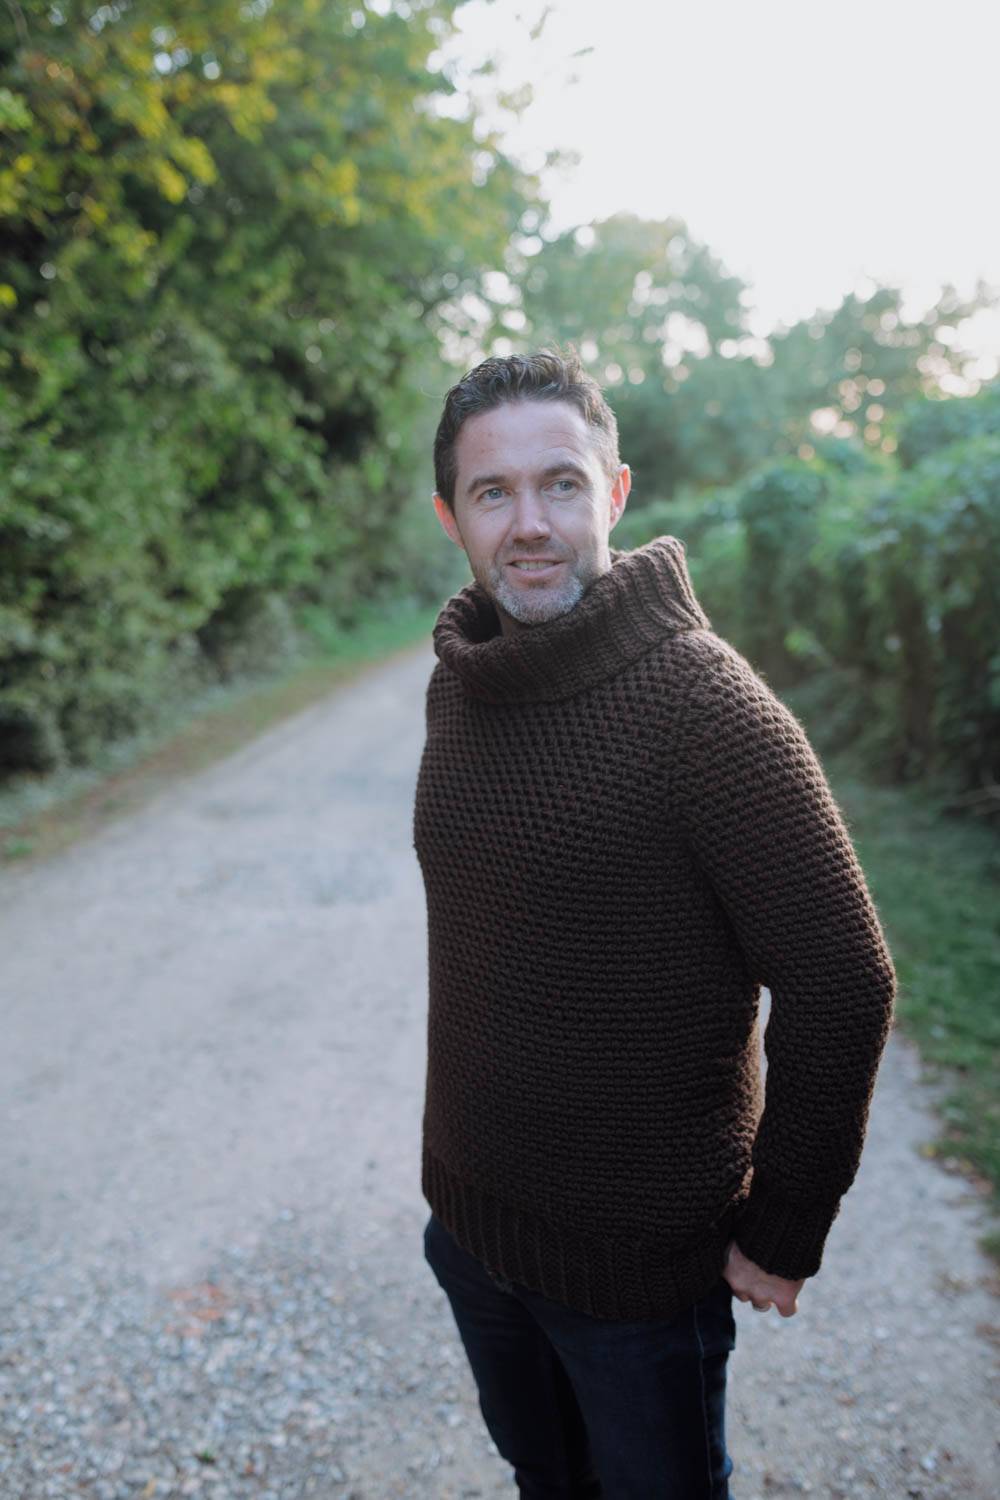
[433, 492, 465, 550]
[610, 464, 632, 526]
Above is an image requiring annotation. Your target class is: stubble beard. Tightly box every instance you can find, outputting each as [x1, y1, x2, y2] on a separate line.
[481, 555, 594, 627]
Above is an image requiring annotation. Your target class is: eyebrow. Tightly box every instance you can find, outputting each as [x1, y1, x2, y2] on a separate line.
[464, 461, 591, 498]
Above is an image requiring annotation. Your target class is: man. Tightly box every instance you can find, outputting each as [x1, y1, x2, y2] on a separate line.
[412, 349, 897, 1498]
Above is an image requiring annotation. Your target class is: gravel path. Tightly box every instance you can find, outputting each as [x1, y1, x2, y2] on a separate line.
[1, 642, 997, 1499]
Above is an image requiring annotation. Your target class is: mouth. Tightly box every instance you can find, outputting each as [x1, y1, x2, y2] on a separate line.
[508, 560, 564, 577]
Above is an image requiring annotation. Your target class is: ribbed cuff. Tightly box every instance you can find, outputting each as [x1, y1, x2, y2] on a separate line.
[731, 1175, 844, 1280]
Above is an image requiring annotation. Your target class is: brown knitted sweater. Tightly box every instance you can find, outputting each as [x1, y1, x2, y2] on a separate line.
[413, 534, 896, 1321]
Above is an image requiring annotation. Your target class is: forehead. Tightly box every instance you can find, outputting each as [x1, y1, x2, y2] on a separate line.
[453, 399, 600, 479]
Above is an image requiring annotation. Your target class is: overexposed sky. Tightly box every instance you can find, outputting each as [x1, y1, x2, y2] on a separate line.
[439, 0, 1000, 361]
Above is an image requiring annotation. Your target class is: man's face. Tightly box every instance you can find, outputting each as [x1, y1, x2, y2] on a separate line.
[432, 398, 631, 635]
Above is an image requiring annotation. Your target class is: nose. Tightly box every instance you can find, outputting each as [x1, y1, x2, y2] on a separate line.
[509, 486, 553, 542]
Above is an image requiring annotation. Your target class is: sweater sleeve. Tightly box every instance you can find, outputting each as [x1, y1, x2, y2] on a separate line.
[672, 633, 897, 1280]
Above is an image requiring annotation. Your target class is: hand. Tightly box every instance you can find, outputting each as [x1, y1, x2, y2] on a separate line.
[722, 1238, 805, 1318]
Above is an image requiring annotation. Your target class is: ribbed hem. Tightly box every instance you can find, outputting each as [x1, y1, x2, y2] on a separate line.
[422, 1143, 739, 1322]
[731, 1173, 843, 1280]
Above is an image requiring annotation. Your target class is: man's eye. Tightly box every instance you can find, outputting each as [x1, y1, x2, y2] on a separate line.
[482, 487, 504, 501]
[553, 479, 577, 493]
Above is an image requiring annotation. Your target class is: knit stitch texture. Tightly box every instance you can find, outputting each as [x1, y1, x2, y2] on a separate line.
[413, 534, 897, 1321]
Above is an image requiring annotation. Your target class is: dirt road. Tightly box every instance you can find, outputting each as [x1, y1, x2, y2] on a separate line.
[1, 642, 997, 1498]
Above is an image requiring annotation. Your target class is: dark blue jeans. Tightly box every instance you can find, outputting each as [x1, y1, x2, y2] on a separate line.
[423, 1212, 737, 1499]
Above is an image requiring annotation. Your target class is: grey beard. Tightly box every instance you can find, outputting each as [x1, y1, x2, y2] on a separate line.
[487, 563, 588, 627]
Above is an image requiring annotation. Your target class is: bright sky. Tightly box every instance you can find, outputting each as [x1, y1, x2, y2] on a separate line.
[439, 0, 1000, 364]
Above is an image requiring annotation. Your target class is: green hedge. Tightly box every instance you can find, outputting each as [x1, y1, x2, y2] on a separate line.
[0, 1, 534, 779]
[623, 383, 1000, 796]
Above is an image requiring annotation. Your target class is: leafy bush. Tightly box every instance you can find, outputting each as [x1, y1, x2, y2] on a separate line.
[897, 382, 1000, 468]
[0, 0, 536, 778]
[863, 433, 1000, 784]
[620, 395, 1000, 796]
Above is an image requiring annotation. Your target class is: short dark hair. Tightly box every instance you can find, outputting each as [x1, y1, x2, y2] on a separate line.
[433, 346, 621, 510]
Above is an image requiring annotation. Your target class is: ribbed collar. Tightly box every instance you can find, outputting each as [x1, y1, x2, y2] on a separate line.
[432, 533, 711, 704]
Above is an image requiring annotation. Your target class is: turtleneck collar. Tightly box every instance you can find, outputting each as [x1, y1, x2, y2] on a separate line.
[432, 534, 711, 704]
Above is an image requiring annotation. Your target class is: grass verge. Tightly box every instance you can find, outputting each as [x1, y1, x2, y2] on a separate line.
[0, 597, 437, 870]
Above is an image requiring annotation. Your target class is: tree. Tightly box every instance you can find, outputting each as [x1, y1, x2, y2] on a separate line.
[0, 0, 540, 773]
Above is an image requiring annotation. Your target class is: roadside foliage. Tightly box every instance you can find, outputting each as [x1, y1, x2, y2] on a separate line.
[1, 0, 535, 773]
